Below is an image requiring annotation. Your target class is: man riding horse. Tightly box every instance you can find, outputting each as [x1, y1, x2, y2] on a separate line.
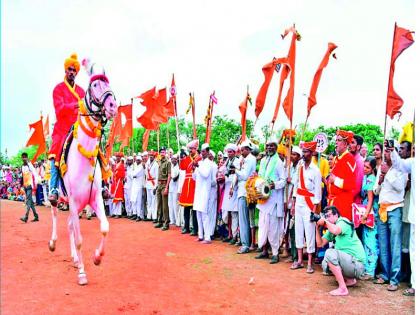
[48, 53, 85, 206]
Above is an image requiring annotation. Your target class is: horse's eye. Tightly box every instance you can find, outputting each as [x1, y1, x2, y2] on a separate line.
[94, 83, 97, 87]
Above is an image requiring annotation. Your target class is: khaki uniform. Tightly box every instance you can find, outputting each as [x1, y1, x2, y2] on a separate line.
[157, 157, 171, 227]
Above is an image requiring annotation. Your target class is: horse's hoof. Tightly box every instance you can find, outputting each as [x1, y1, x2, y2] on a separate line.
[78, 273, 88, 286]
[93, 249, 102, 266]
[48, 240, 56, 252]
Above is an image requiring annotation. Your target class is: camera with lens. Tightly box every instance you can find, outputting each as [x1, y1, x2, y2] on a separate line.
[225, 164, 236, 176]
[310, 212, 323, 223]
[385, 139, 394, 148]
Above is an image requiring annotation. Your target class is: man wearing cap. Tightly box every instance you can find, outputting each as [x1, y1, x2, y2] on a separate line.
[179, 140, 201, 235]
[124, 156, 135, 219]
[48, 53, 85, 206]
[168, 154, 180, 226]
[146, 151, 158, 222]
[283, 145, 302, 261]
[131, 154, 145, 221]
[255, 138, 287, 264]
[155, 147, 171, 230]
[111, 152, 125, 218]
[221, 143, 241, 244]
[192, 143, 213, 243]
[290, 142, 322, 273]
[328, 130, 357, 221]
[236, 140, 257, 254]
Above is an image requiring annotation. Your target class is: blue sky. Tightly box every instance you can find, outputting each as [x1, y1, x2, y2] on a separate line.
[1, 0, 416, 157]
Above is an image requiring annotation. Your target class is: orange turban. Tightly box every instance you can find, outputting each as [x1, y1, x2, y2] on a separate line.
[300, 141, 317, 152]
[277, 143, 287, 155]
[64, 53, 80, 73]
[115, 152, 124, 158]
[336, 130, 354, 143]
[282, 129, 296, 139]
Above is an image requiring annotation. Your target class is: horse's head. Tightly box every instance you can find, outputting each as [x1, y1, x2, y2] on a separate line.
[82, 59, 117, 123]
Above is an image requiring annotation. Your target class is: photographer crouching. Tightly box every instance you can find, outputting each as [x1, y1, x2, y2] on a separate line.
[314, 206, 366, 296]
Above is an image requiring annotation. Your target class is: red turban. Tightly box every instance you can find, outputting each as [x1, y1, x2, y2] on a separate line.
[282, 129, 296, 139]
[64, 53, 81, 73]
[115, 152, 124, 158]
[336, 130, 354, 143]
[300, 141, 317, 152]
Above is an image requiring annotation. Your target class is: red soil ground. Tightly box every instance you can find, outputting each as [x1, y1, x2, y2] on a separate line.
[1, 200, 414, 314]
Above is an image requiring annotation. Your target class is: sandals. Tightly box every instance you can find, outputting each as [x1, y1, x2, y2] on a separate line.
[373, 277, 388, 285]
[306, 265, 315, 274]
[403, 288, 415, 296]
[387, 284, 399, 291]
[290, 262, 304, 270]
[360, 274, 374, 281]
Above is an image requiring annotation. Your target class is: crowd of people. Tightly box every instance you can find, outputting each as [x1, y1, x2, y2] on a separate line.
[98, 129, 415, 297]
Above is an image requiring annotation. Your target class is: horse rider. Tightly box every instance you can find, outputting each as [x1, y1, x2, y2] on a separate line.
[48, 53, 85, 206]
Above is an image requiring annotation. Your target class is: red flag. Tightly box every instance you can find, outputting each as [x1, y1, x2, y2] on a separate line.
[142, 129, 151, 151]
[43, 114, 50, 138]
[137, 87, 171, 130]
[386, 24, 414, 119]
[282, 26, 298, 123]
[239, 92, 251, 142]
[205, 91, 216, 144]
[105, 118, 117, 158]
[25, 118, 46, 163]
[307, 42, 338, 117]
[118, 104, 133, 141]
[166, 74, 177, 117]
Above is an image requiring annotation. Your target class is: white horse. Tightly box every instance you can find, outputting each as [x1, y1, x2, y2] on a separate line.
[49, 60, 117, 285]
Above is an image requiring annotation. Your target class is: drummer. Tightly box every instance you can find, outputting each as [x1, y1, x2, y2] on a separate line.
[254, 137, 287, 264]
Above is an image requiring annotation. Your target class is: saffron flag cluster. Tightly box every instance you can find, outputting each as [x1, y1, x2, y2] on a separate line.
[386, 24, 415, 119]
[204, 92, 217, 144]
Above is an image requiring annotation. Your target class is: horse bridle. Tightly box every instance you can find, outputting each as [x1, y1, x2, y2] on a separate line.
[83, 75, 115, 125]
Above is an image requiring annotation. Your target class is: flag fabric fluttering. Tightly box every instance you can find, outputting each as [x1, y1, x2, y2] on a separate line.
[255, 57, 289, 119]
[386, 24, 415, 119]
[187, 92, 197, 139]
[239, 91, 252, 142]
[204, 91, 216, 144]
[281, 26, 299, 124]
[271, 59, 291, 124]
[105, 118, 117, 158]
[307, 42, 338, 118]
[25, 118, 46, 163]
[166, 74, 177, 118]
[117, 104, 133, 149]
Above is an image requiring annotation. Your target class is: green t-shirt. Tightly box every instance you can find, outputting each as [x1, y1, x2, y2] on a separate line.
[323, 218, 366, 264]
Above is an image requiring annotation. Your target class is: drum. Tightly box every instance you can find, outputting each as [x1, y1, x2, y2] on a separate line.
[245, 176, 271, 204]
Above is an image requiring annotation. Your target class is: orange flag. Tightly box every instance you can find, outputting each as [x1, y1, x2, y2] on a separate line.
[43, 114, 50, 138]
[281, 26, 298, 123]
[239, 91, 252, 142]
[166, 74, 177, 117]
[255, 57, 289, 119]
[271, 59, 291, 124]
[25, 118, 46, 163]
[187, 93, 197, 139]
[117, 104, 133, 149]
[307, 42, 338, 118]
[386, 24, 414, 119]
[137, 87, 170, 130]
[142, 129, 151, 151]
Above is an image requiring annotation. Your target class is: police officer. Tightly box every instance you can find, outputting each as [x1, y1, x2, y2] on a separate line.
[154, 147, 172, 231]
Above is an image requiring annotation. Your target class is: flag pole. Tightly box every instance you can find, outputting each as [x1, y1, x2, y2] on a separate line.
[411, 110, 415, 158]
[174, 100, 181, 152]
[192, 92, 197, 140]
[383, 22, 397, 159]
[131, 98, 135, 155]
[157, 127, 160, 152]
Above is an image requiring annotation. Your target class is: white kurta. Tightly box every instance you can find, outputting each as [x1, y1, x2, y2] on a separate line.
[169, 163, 180, 225]
[207, 161, 219, 236]
[124, 164, 134, 214]
[145, 160, 158, 219]
[221, 157, 241, 217]
[192, 158, 212, 213]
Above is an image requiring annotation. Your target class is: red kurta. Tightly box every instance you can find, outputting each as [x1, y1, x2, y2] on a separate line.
[48, 81, 85, 160]
[328, 151, 356, 221]
[179, 153, 201, 207]
[111, 161, 125, 203]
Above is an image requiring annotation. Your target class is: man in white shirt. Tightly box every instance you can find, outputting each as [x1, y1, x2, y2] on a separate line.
[207, 150, 219, 239]
[124, 156, 135, 218]
[373, 144, 407, 291]
[386, 142, 415, 296]
[168, 154, 180, 226]
[236, 140, 257, 254]
[131, 154, 146, 221]
[255, 138, 287, 264]
[20, 152, 39, 223]
[192, 143, 213, 243]
[145, 151, 158, 222]
[290, 141, 322, 273]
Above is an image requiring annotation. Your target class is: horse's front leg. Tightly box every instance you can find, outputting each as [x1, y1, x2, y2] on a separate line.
[69, 198, 88, 285]
[48, 206, 58, 251]
[91, 193, 109, 266]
